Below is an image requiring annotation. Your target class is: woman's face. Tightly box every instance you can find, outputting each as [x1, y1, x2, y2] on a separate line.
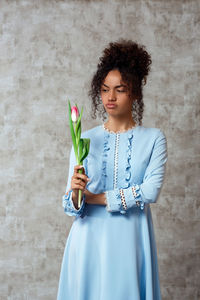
[100, 69, 134, 118]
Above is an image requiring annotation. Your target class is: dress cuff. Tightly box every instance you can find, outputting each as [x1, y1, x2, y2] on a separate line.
[105, 189, 126, 214]
[62, 189, 85, 217]
[129, 184, 145, 210]
[105, 184, 145, 214]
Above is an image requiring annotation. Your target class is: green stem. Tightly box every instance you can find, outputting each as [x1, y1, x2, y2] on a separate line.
[73, 122, 79, 164]
[77, 167, 83, 208]
[77, 146, 83, 209]
[72, 125, 79, 163]
[78, 189, 82, 208]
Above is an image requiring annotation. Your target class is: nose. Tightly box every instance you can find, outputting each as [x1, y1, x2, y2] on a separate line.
[108, 89, 116, 101]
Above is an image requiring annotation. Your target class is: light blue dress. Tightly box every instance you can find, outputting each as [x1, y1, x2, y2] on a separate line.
[57, 124, 168, 300]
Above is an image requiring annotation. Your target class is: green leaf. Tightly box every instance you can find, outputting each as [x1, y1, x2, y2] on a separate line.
[86, 138, 90, 154]
[80, 138, 90, 163]
[75, 107, 83, 145]
[75, 121, 81, 141]
[78, 138, 83, 161]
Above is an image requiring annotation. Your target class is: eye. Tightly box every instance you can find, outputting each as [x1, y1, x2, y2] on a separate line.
[117, 90, 126, 93]
[101, 89, 108, 92]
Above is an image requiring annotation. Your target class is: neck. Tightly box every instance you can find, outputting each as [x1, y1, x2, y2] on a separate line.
[105, 116, 136, 132]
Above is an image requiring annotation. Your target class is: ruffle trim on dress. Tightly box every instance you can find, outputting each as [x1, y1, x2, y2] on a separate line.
[124, 132, 134, 188]
[62, 189, 86, 217]
[131, 184, 145, 210]
[102, 132, 110, 190]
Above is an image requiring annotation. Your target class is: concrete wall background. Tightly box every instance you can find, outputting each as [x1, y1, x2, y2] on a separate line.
[0, 0, 199, 299]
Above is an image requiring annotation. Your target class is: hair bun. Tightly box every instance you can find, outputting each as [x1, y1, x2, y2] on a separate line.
[101, 39, 152, 82]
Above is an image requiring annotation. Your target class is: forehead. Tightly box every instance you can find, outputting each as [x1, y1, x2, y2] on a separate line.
[102, 70, 127, 86]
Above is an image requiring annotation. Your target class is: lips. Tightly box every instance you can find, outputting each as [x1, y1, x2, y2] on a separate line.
[106, 104, 117, 109]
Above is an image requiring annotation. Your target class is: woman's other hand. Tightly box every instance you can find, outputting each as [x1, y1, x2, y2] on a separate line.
[84, 189, 107, 206]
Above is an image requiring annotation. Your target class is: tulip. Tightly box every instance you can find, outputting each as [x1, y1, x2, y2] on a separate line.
[71, 106, 79, 122]
[68, 100, 90, 208]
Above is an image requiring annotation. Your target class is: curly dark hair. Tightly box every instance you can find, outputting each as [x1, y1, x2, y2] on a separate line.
[88, 39, 152, 125]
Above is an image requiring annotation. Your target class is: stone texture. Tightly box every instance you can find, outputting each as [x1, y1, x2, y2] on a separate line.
[0, 0, 199, 299]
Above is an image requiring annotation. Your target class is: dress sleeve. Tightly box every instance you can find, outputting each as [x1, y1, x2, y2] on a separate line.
[105, 130, 168, 214]
[62, 146, 86, 217]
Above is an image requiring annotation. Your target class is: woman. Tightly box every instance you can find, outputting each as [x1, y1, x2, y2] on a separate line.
[57, 39, 167, 300]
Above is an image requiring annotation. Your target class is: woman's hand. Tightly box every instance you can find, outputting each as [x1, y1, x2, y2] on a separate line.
[69, 165, 107, 208]
[70, 165, 90, 209]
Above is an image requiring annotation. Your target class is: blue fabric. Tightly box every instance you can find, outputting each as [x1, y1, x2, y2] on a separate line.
[57, 124, 167, 300]
[62, 190, 86, 217]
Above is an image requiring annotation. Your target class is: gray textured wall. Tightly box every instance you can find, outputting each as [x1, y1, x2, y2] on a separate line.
[0, 0, 199, 299]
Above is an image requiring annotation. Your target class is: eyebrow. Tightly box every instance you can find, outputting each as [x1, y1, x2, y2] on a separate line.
[102, 83, 127, 88]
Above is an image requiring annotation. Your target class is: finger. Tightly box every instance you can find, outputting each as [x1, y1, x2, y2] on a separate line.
[72, 180, 90, 193]
[73, 178, 85, 186]
[75, 173, 89, 182]
[74, 165, 85, 173]
[71, 183, 86, 191]
[73, 176, 88, 185]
